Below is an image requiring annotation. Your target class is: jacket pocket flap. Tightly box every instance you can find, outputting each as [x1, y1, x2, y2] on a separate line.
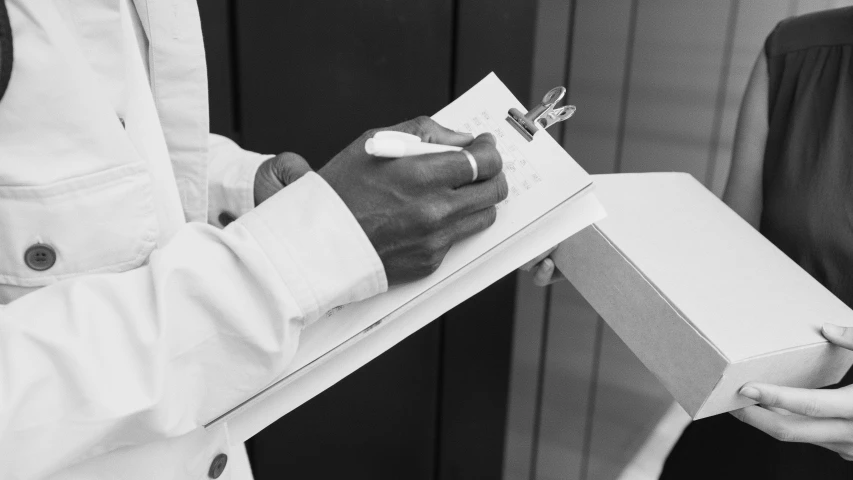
[0, 162, 159, 286]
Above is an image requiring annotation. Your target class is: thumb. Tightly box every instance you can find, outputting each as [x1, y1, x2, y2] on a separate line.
[821, 323, 853, 350]
[521, 245, 559, 271]
[254, 153, 313, 206]
[272, 152, 312, 186]
[533, 258, 556, 287]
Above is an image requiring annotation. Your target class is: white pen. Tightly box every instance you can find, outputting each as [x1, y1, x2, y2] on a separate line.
[365, 130, 463, 158]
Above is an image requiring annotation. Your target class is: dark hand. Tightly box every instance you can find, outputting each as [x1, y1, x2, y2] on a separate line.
[254, 152, 313, 206]
[319, 116, 507, 285]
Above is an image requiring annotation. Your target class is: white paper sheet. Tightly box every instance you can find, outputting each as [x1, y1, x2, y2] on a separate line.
[208, 73, 604, 434]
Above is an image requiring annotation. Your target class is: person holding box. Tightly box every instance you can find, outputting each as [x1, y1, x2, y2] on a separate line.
[527, 6, 853, 478]
[663, 7, 853, 478]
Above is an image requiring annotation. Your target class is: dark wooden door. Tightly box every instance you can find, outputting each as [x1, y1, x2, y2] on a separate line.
[198, 1, 535, 478]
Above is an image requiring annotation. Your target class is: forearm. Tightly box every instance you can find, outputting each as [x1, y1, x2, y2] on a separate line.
[0, 173, 386, 478]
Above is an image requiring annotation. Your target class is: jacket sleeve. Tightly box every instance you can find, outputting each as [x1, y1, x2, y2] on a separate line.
[207, 133, 271, 227]
[0, 173, 387, 479]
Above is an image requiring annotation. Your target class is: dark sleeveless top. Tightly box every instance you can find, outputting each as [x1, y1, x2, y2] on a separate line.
[762, 8, 853, 311]
[662, 8, 853, 479]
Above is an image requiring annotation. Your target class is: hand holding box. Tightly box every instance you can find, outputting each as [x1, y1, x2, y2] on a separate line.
[553, 172, 853, 419]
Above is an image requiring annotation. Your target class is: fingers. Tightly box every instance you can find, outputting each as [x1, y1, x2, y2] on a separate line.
[273, 152, 313, 186]
[521, 246, 559, 271]
[425, 132, 501, 188]
[451, 172, 508, 215]
[409, 207, 497, 279]
[537, 260, 566, 286]
[533, 258, 556, 286]
[767, 406, 794, 416]
[395, 116, 475, 146]
[390, 118, 501, 188]
[518, 244, 566, 287]
[462, 133, 502, 182]
[822, 324, 853, 350]
[738, 382, 853, 418]
[445, 206, 498, 245]
[731, 405, 853, 444]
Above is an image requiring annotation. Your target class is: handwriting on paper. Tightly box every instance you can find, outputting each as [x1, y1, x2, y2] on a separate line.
[455, 110, 543, 209]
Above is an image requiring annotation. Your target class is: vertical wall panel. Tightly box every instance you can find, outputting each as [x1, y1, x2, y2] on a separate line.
[236, 1, 454, 166]
[503, 1, 572, 479]
[453, 0, 537, 105]
[530, 0, 635, 478]
[535, 283, 600, 480]
[619, 1, 731, 178]
[530, 0, 572, 116]
[197, 0, 236, 140]
[438, 2, 538, 478]
[708, 1, 791, 195]
[562, 0, 634, 174]
[503, 271, 549, 480]
[796, 0, 837, 14]
[438, 276, 520, 480]
[586, 327, 674, 479]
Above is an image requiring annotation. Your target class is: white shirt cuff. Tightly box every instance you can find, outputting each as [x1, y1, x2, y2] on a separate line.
[234, 172, 388, 324]
[207, 135, 270, 226]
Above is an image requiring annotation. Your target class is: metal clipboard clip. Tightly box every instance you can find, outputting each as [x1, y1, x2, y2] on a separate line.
[506, 86, 575, 141]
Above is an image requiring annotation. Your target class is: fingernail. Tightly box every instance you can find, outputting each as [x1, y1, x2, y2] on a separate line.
[455, 130, 474, 137]
[739, 386, 761, 401]
[544, 258, 554, 270]
[823, 323, 845, 337]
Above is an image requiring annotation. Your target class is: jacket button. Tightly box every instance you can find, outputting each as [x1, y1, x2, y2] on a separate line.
[24, 244, 56, 271]
[208, 453, 228, 479]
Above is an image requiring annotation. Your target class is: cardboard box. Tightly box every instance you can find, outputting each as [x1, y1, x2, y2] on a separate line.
[553, 172, 853, 419]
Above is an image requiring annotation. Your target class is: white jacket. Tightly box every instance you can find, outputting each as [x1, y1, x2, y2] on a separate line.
[0, 0, 387, 478]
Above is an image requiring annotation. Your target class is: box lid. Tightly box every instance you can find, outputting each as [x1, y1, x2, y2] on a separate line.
[591, 172, 853, 362]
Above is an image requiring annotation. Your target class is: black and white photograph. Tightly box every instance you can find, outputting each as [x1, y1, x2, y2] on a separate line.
[1, 1, 853, 479]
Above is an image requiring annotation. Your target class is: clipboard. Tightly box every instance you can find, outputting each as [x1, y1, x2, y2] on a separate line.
[205, 73, 603, 443]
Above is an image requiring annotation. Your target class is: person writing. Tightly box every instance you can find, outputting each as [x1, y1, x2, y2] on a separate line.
[0, 0, 507, 478]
